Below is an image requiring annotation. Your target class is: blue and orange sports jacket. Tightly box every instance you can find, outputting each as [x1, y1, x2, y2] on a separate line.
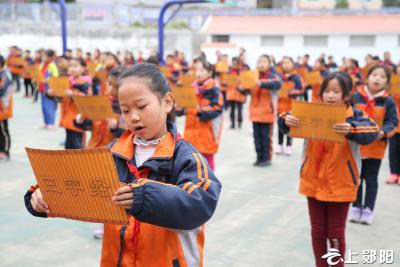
[353, 86, 399, 159]
[59, 75, 92, 132]
[24, 122, 222, 267]
[277, 71, 303, 114]
[249, 69, 281, 123]
[184, 78, 223, 154]
[279, 107, 379, 202]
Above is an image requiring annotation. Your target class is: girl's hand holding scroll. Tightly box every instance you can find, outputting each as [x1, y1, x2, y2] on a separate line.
[333, 123, 351, 135]
[113, 186, 134, 210]
[31, 189, 50, 214]
[285, 114, 300, 128]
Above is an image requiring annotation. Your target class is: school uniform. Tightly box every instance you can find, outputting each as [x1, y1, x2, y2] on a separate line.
[38, 61, 59, 126]
[24, 122, 222, 267]
[22, 57, 35, 97]
[0, 69, 13, 158]
[226, 67, 246, 128]
[277, 71, 303, 147]
[7, 55, 23, 92]
[59, 75, 92, 149]
[249, 69, 281, 164]
[279, 107, 379, 267]
[183, 78, 223, 170]
[352, 86, 399, 210]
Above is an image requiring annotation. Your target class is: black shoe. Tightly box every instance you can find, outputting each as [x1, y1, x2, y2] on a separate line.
[253, 160, 260, 166]
[257, 160, 271, 167]
[230, 124, 235, 129]
[238, 123, 242, 128]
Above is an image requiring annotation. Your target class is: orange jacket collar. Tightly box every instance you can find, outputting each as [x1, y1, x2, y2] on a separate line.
[111, 128, 177, 160]
[357, 85, 389, 99]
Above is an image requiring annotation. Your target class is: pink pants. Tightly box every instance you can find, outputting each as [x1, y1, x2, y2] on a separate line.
[202, 153, 215, 171]
[307, 197, 350, 267]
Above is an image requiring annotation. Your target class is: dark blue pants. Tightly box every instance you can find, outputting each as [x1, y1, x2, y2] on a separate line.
[229, 101, 243, 128]
[354, 158, 381, 211]
[253, 122, 272, 162]
[65, 129, 83, 149]
[389, 133, 400, 174]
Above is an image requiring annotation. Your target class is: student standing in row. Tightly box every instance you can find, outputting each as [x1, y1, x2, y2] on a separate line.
[279, 72, 379, 267]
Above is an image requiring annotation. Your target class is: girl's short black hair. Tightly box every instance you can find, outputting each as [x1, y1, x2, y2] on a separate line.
[319, 71, 353, 103]
[366, 65, 392, 86]
[118, 63, 175, 122]
[195, 58, 215, 78]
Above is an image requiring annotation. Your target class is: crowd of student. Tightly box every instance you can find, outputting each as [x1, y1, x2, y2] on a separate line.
[1, 45, 399, 267]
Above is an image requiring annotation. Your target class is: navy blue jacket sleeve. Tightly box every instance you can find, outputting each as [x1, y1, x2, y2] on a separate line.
[24, 186, 48, 218]
[346, 109, 380, 145]
[288, 75, 304, 97]
[198, 86, 223, 121]
[259, 73, 282, 91]
[382, 97, 399, 137]
[128, 147, 222, 230]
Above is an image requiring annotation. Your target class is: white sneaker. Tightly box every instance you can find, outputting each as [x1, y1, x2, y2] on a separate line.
[285, 146, 293, 156]
[275, 145, 284, 155]
[94, 228, 104, 239]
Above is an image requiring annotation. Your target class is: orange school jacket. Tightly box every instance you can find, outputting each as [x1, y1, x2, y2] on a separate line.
[278, 107, 379, 202]
[225, 67, 246, 103]
[249, 70, 281, 123]
[277, 71, 303, 114]
[24, 122, 222, 267]
[184, 78, 223, 155]
[353, 86, 399, 159]
[59, 76, 92, 132]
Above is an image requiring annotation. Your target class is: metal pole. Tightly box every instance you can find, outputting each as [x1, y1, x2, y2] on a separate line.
[59, 0, 67, 54]
[158, 0, 207, 64]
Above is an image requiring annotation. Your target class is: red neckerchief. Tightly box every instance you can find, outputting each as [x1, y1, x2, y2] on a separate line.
[230, 67, 241, 75]
[38, 62, 51, 92]
[125, 161, 150, 264]
[359, 87, 376, 117]
[348, 66, 360, 77]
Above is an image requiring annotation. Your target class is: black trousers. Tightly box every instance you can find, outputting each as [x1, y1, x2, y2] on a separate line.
[253, 122, 273, 162]
[278, 129, 292, 146]
[24, 78, 34, 96]
[0, 120, 10, 156]
[389, 133, 400, 174]
[229, 101, 243, 128]
[65, 129, 84, 149]
[354, 158, 382, 211]
[221, 91, 228, 110]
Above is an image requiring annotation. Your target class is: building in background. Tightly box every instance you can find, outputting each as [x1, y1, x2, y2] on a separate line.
[201, 15, 400, 67]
